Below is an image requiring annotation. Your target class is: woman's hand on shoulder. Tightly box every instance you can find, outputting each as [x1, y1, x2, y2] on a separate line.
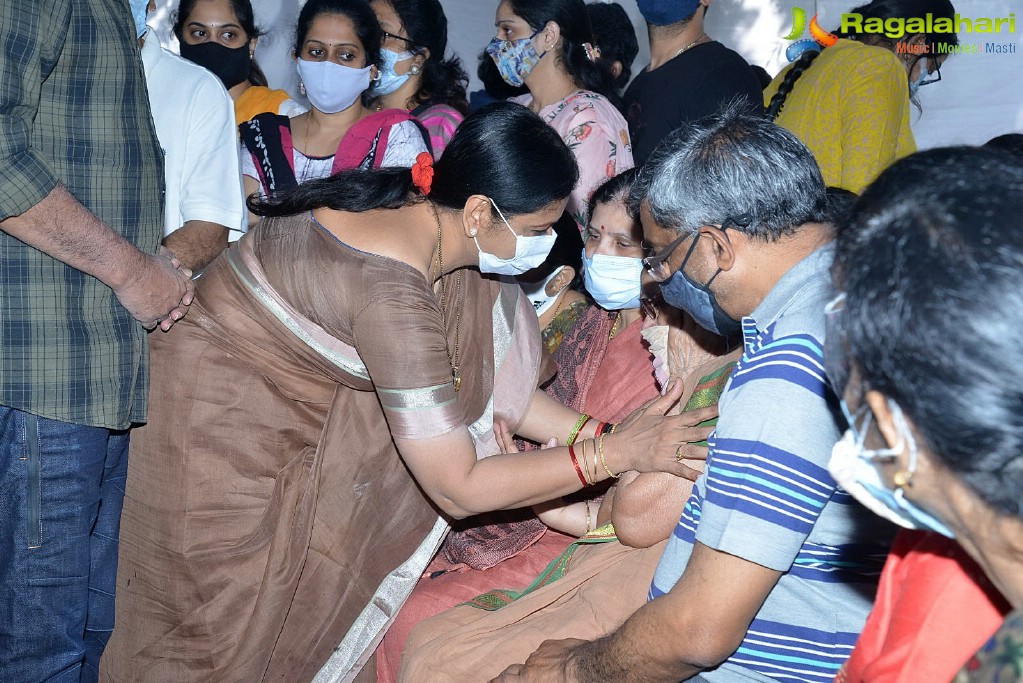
[606, 379, 717, 481]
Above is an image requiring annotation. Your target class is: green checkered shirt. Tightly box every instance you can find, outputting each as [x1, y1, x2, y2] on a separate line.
[0, 0, 165, 429]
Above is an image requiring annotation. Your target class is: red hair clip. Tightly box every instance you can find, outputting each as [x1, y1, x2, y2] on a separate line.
[411, 152, 434, 196]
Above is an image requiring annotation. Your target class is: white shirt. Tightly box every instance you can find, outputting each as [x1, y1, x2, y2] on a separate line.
[140, 32, 246, 242]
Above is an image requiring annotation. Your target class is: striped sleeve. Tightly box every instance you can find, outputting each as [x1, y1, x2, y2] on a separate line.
[694, 329, 842, 572]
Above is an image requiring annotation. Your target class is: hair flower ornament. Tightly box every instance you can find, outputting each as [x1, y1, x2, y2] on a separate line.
[582, 42, 601, 62]
[411, 152, 435, 196]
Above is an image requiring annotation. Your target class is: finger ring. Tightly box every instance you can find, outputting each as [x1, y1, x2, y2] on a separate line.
[674, 444, 685, 462]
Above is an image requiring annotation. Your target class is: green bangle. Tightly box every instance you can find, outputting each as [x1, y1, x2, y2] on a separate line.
[567, 414, 591, 446]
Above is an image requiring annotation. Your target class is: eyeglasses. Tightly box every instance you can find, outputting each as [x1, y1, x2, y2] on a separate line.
[382, 31, 417, 50]
[641, 214, 752, 283]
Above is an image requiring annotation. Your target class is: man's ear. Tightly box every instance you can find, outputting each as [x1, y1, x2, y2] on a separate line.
[546, 266, 574, 295]
[610, 61, 623, 80]
[700, 224, 736, 272]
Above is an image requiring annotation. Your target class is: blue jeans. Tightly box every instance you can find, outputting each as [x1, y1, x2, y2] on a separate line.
[0, 406, 129, 682]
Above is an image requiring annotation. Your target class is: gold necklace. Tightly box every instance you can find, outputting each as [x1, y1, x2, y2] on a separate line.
[433, 209, 463, 391]
[608, 312, 622, 340]
[548, 290, 566, 322]
[673, 33, 709, 59]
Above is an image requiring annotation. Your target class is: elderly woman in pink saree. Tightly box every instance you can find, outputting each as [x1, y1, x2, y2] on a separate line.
[98, 103, 706, 683]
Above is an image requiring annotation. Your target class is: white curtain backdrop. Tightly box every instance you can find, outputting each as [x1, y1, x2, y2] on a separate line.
[150, 0, 1022, 148]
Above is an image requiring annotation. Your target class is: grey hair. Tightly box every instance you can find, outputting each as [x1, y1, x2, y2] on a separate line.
[630, 101, 829, 240]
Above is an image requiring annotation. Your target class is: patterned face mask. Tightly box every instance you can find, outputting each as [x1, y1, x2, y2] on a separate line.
[485, 29, 547, 88]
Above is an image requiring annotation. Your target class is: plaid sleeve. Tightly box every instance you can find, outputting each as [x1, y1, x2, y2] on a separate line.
[0, 1, 70, 219]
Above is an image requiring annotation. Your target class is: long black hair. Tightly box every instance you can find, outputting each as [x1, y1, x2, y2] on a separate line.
[251, 101, 579, 219]
[293, 0, 383, 108]
[831, 147, 1023, 516]
[382, 0, 469, 115]
[766, 0, 958, 120]
[585, 1, 639, 92]
[508, 0, 620, 109]
[173, 0, 269, 87]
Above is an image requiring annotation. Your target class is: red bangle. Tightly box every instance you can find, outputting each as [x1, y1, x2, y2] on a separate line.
[568, 444, 588, 487]
[594, 421, 608, 438]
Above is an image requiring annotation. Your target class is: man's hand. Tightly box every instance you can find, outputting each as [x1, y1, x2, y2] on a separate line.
[490, 639, 588, 683]
[113, 246, 194, 331]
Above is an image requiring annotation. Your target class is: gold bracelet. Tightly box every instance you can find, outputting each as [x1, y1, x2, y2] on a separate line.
[567, 414, 591, 446]
[608, 422, 619, 434]
[598, 433, 619, 479]
[591, 439, 600, 484]
[584, 499, 592, 533]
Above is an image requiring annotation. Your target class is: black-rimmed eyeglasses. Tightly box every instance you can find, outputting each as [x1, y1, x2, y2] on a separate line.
[382, 32, 417, 50]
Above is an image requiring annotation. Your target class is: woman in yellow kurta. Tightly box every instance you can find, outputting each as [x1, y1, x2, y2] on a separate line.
[763, 0, 957, 193]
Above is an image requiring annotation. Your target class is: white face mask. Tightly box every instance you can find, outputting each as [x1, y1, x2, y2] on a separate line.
[519, 267, 566, 316]
[475, 199, 557, 276]
[582, 249, 643, 310]
[296, 58, 372, 114]
[828, 400, 955, 538]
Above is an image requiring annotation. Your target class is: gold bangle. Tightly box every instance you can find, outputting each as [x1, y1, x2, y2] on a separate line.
[567, 414, 591, 446]
[608, 422, 619, 434]
[584, 499, 592, 533]
[598, 433, 619, 479]
[591, 439, 600, 484]
[580, 440, 594, 485]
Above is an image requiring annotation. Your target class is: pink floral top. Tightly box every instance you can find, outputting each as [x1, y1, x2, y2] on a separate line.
[512, 91, 634, 232]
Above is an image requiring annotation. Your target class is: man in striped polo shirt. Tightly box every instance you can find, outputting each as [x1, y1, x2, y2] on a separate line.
[495, 106, 896, 682]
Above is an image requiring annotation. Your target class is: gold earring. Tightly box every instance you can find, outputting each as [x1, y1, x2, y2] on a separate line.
[892, 470, 914, 490]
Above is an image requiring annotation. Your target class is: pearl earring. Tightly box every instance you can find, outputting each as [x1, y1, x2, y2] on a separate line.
[410, 64, 421, 76]
[299, 81, 306, 97]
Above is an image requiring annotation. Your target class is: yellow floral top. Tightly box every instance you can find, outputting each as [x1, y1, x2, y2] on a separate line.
[764, 39, 916, 194]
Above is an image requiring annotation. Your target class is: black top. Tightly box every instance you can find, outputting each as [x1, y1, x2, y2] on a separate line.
[624, 41, 765, 166]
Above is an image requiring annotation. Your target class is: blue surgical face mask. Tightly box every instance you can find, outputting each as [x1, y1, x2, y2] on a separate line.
[657, 233, 740, 337]
[582, 249, 643, 310]
[476, 199, 557, 276]
[129, 0, 149, 39]
[829, 399, 955, 538]
[909, 57, 932, 96]
[373, 48, 415, 96]
[485, 29, 547, 88]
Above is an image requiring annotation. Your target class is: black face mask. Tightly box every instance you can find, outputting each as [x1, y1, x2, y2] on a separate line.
[179, 41, 251, 89]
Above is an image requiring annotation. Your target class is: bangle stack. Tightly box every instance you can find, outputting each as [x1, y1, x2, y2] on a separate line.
[567, 417, 621, 488]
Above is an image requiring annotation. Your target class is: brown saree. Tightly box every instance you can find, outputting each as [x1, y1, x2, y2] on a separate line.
[99, 213, 543, 682]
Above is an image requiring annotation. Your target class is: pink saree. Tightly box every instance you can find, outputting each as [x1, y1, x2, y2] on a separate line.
[376, 307, 658, 681]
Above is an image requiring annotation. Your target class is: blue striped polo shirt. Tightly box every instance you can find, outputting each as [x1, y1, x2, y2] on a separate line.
[650, 243, 896, 682]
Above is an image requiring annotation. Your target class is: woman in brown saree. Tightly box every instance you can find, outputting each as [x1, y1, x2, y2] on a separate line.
[99, 102, 708, 683]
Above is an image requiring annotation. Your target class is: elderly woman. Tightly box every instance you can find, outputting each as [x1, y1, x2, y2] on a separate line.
[826, 146, 1023, 681]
